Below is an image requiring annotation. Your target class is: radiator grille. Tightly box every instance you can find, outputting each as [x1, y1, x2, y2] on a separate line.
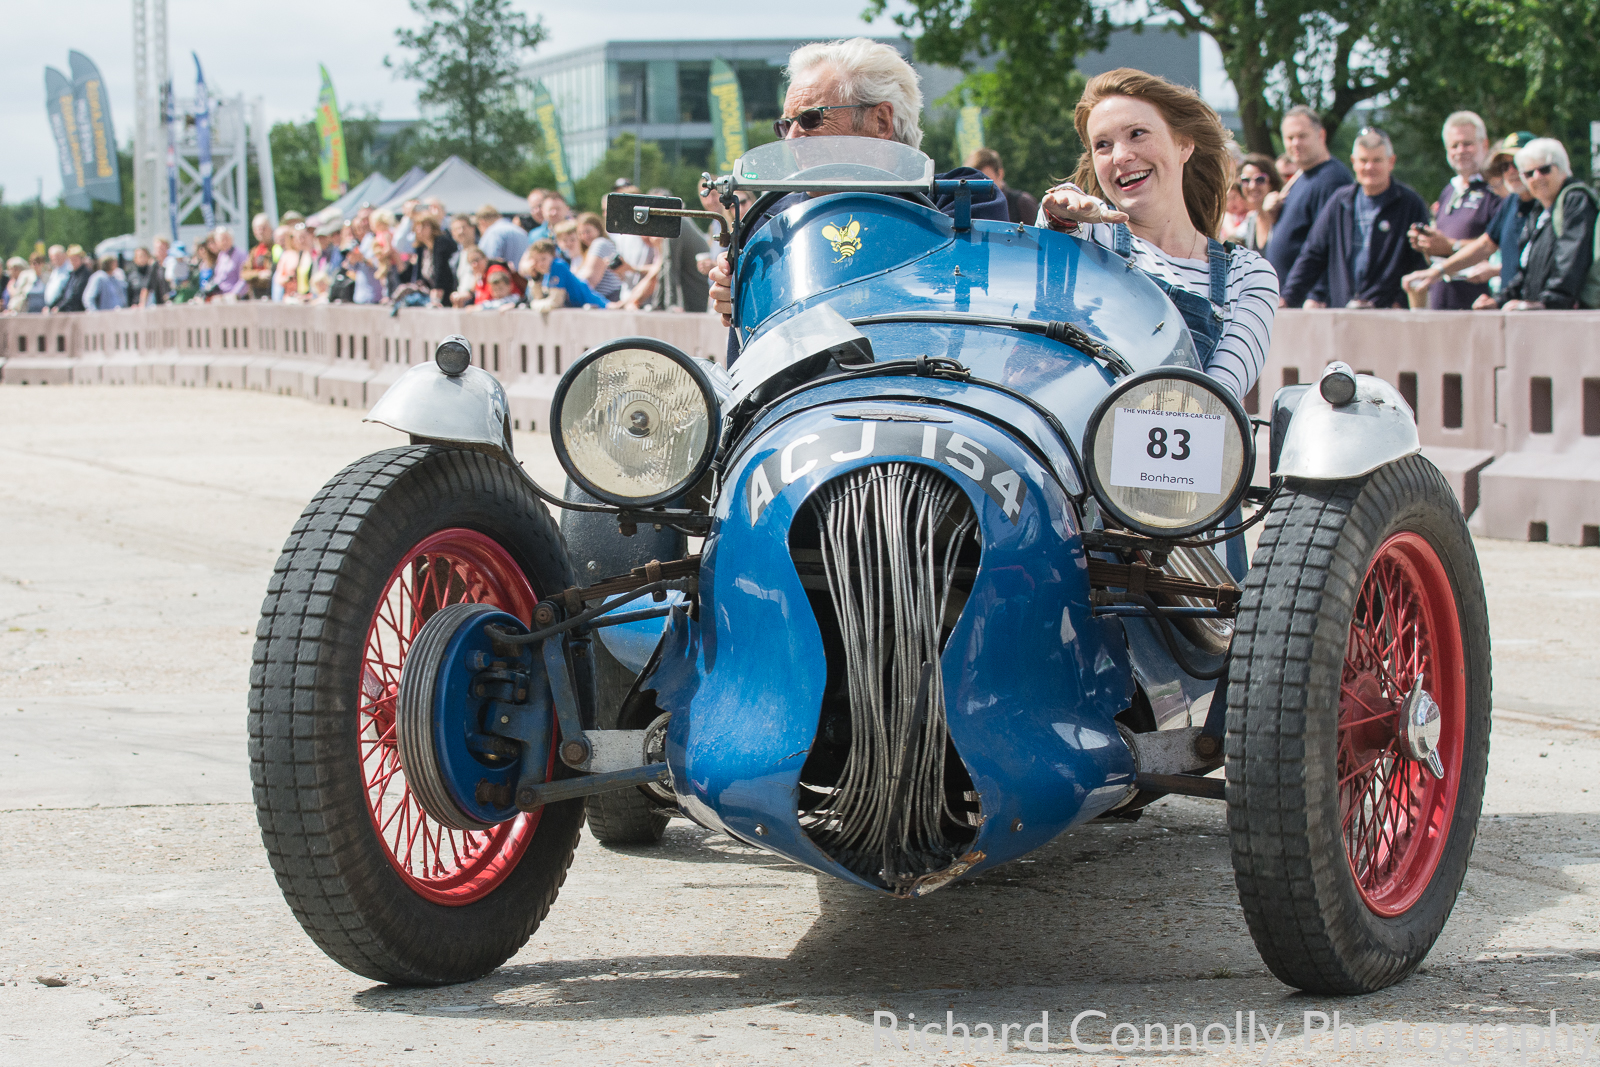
[791, 463, 982, 891]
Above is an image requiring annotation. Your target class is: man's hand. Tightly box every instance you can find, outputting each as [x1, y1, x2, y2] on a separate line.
[1502, 299, 1545, 311]
[709, 252, 733, 326]
[1459, 261, 1498, 285]
[1403, 267, 1442, 293]
[1302, 299, 1328, 309]
[1344, 299, 1374, 309]
[1408, 224, 1454, 258]
[1040, 186, 1128, 231]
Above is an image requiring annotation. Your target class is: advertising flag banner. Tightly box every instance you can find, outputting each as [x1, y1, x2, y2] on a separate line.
[163, 79, 180, 237]
[709, 59, 747, 175]
[193, 53, 215, 228]
[316, 65, 349, 200]
[45, 66, 92, 209]
[530, 81, 577, 204]
[955, 104, 985, 164]
[68, 50, 121, 204]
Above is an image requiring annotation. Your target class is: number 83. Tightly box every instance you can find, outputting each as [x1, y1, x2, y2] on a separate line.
[1146, 426, 1191, 460]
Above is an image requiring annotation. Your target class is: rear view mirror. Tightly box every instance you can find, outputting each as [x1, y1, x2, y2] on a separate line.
[604, 194, 685, 238]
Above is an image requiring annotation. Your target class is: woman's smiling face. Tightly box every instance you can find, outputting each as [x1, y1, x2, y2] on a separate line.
[1087, 95, 1192, 221]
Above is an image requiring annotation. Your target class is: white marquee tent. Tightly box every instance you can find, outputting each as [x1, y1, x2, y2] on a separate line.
[375, 156, 526, 216]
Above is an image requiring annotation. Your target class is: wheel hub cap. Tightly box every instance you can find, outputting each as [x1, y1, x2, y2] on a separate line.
[1397, 679, 1445, 780]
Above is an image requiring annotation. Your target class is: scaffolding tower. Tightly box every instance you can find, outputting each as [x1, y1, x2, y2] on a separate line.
[131, 0, 277, 243]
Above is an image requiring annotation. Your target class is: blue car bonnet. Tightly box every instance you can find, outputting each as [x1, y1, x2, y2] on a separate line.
[645, 381, 1138, 896]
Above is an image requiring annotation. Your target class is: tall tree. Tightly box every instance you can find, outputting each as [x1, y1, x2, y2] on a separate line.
[872, 0, 1468, 156]
[258, 112, 382, 217]
[387, 0, 547, 174]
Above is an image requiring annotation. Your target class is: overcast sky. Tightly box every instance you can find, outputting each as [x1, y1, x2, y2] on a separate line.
[3, 1, 1232, 207]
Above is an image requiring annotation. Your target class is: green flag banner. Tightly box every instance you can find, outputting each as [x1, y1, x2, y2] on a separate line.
[316, 65, 348, 201]
[709, 59, 747, 175]
[531, 81, 576, 204]
[955, 105, 985, 164]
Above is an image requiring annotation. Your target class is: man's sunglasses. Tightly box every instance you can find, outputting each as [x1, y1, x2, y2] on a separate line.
[773, 103, 874, 138]
[1522, 163, 1557, 179]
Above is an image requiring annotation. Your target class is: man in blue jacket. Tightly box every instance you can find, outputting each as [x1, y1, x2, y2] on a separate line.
[1263, 106, 1354, 286]
[1281, 129, 1430, 309]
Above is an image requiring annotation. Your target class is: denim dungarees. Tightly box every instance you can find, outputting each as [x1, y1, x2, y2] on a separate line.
[1112, 224, 1248, 580]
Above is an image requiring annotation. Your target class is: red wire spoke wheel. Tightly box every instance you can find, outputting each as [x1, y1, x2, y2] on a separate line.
[358, 528, 538, 905]
[1337, 532, 1465, 917]
[1228, 456, 1490, 995]
[251, 446, 585, 985]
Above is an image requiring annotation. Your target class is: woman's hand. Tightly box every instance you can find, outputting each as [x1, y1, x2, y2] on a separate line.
[1502, 299, 1545, 311]
[1459, 261, 1498, 285]
[1471, 293, 1499, 310]
[709, 252, 733, 326]
[1040, 185, 1128, 231]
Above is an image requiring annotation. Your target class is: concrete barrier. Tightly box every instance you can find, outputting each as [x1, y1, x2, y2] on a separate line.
[1260, 310, 1504, 516]
[1470, 314, 1600, 544]
[6, 303, 1599, 543]
[1, 305, 726, 415]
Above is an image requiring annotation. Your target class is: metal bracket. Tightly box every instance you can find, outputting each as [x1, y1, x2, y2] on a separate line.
[932, 177, 995, 232]
[581, 729, 649, 773]
[1087, 558, 1241, 613]
[1126, 725, 1222, 776]
[515, 763, 670, 809]
[1123, 725, 1225, 800]
[542, 638, 591, 767]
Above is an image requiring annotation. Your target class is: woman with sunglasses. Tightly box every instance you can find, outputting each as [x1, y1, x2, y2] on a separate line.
[1040, 68, 1278, 403]
[1494, 137, 1597, 310]
[1230, 153, 1282, 253]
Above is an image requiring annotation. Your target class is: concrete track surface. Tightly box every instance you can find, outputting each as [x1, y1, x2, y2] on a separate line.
[1, 386, 1596, 1067]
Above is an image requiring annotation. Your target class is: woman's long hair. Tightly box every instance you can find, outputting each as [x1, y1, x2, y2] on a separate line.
[1071, 68, 1235, 237]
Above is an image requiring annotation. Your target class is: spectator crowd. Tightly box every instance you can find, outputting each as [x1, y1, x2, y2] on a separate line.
[1, 180, 716, 317]
[1218, 107, 1597, 312]
[5, 104, 1596, 319]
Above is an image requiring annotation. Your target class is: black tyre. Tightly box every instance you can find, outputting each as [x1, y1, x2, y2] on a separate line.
[1226, 455, 1490, 994]
[561, 479, 678, 846]
[249, 445, 585, 985]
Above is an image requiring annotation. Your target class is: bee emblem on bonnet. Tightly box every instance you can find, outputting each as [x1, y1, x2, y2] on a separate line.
[822, 218, 863, 262]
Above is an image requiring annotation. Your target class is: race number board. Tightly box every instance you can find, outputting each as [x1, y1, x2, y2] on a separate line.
[1107, 408, 1226, 496]
[1080, 367, 1255, 539]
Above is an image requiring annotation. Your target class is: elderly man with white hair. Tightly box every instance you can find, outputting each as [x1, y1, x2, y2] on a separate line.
[1407, 111, 1502, 308]
[707, 37, 1007, 343]
[1492, 137, 1598, 310]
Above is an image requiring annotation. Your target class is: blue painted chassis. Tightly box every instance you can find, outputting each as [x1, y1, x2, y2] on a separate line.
[592, 190, 1231, 892]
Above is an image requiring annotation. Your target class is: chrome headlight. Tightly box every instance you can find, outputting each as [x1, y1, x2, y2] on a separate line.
[1082, 367, 1254, 538]
[550, 338, 722, 507]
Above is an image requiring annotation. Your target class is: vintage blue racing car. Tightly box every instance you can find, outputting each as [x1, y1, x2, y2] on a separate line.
[249, 137, 1490, 996]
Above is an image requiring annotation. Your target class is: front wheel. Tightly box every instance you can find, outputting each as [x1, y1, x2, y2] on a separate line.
[1226, 455, 1490, 994]
[249, 445, 584, 985]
